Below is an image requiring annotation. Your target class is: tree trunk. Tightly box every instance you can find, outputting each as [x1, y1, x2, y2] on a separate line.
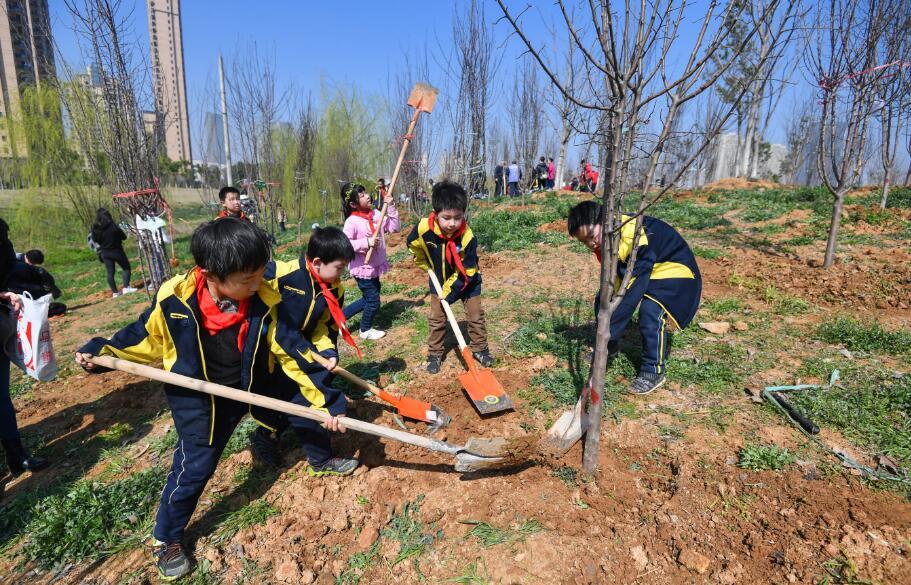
[905, 160, 911, 187]
[880, 173, 891, 209]
[556, 117, 571, 191]
[823, 192, 846, 268]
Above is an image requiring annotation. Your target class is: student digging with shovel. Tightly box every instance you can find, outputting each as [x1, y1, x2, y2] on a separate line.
[568, 201, 702, 395]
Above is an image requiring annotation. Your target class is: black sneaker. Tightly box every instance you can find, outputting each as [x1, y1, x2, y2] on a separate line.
[2, 439, 49, 475]
[249, 427, 280, 468]
[426, 356, 442, 374]
[155, 541, 192, 581]
[308, 457, 359, 477]
[626, 372, 666, 395]
[472, 350, 495, 367]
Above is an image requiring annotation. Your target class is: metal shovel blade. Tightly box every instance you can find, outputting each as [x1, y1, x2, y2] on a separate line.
[407, 82, 439, 113]
[454, 437, 516, 472]
[458, 368, 513, 414]
[540, 397, 589, 456]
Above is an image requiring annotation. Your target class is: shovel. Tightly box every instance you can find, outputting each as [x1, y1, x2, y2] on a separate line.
[309, 352, 451, 431]
[426, 270, 512, 415]
[364, 82, 438, 264]
[540, 386, 589, 455]
[89, 355, 509, 473]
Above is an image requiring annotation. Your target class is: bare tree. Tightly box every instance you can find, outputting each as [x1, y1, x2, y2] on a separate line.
[875, 13, 911, 208]
[509, 58, 543, 192]
[780, 101, 816, 184]
[806, 0, 899, 267]
[497, 0, 796, 474]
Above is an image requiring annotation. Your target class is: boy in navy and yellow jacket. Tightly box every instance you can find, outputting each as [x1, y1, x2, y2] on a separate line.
[407, 180, 493, 374]
[248, 227, 360, 477]
[567, 200, 702, 395]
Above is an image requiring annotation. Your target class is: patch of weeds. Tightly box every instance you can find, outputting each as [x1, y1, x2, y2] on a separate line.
[387, 250, 409, 265]
[8, 372, 33, 399]
[471, 208, 564, 251]
[176, 559, 221, 584]
[703, 297, 743, 315]
[551, 466, 579, 487]
[691, 245, 725, 260]
[212, 499, 279, 544]
[382, 495, 441, 568]
[99, 422, 134, 444]
[763, 286, 809, 315]
[667, 355, 740, 395]
[221, 417, 260, 459]
[382, 282, 408, 295]
[530, 369, 581, 409]
[790, 369, 911, 470]
[782, 235, 816, 246]
[149, 427, 178, 458]
[650, 198, 732, 230]
[338, 541, 380, 584]
[463, 519, 543, 548]
[446, 560, 490, 584]
[738, 442, 795, 471]
[404, 287, 424, 298]
[657, 424, 685, 441]
[817, 317, 911, 355]
[236, 558, 272, 584]
[817, 553, 872, 585]
[97, 447, 134, 480]
[708, 493, 755, 521]
[19, 466, 167, 567]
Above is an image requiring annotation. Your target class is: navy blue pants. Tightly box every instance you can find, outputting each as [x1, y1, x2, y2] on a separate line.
[154, 395, 247, 544]
[0, 352, 20, 441]
[596, 274, 671, 376]
[343, 277, 381, 332]
[251, 385, 333, 467]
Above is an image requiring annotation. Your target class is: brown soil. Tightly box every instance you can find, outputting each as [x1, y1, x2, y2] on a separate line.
[2, 204, 910, 584]
[702, 178, 781, 192]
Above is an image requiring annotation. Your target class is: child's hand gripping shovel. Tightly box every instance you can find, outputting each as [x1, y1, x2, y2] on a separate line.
[88, 355, 513, 473]
[309, 352, 451, 432]
[364, 82, 438, 264]
[426, 269, 513, 415]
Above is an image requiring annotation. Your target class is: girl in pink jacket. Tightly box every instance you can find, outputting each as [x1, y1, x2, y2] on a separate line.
[340, 183, 400, 340]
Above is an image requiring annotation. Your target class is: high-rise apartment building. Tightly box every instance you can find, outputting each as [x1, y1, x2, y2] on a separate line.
[0, 0, 56, 158]
[148, 0, 191, 163]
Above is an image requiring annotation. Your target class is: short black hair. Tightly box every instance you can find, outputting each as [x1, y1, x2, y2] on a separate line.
[567, 200, 603, 236]
[218, 186, 240, 202]
[306, 226, 355, 263]
[25, 249, 44, 264]
[191, 218, 270, 280]
[431, 180, 468, 213]
[540, 156, 545, 162]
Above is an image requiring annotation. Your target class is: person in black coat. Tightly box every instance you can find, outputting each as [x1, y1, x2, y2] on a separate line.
[91, 208, 137, 298]
[493, 160, 506, 198]
[6, 250, 66, 316]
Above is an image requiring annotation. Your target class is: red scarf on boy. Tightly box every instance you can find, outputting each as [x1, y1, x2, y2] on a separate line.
[428, 211, 469, 292]
[350, 209, 376, 235]
[194, 267, 250, 352]
[305, 258, 362, 358]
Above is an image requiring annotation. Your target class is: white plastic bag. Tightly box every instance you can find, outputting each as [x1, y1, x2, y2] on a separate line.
[15, 292, 58, 381]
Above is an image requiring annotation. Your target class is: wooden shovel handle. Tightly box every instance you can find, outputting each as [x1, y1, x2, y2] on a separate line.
[365, 107, 422, 264]
[426, 269, 470, 352]
[309, 352, 375, 395]
[88, 355, 458, 456]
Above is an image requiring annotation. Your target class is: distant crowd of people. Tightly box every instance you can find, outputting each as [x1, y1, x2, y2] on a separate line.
[493, 157, 598, 197]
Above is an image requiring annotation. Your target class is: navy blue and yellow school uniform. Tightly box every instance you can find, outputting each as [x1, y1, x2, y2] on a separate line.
[406, 217, 481, 302]
[253, 258, 347, 464]
[597, 215, 702, 376]
[78, 269, 281, 544]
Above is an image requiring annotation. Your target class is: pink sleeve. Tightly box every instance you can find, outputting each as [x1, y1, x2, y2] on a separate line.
[343, 217, 370, 253]
[382, 205, 400, 233]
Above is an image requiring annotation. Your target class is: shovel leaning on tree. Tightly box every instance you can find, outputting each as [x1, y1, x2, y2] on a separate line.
[309, 352, 451, 431]
[426, 270, 512, 415]
[89, 355, 511, 473]
[364, 82, 439, 264]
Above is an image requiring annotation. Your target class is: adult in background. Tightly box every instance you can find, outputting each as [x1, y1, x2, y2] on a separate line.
[507, 160, 522, 197]
[91, 208, 138, 298]
[547, 157, 556, 189]
[6, 249, 66, 317]
[493, 160, 506, 198]
[534, 157, 549, 191]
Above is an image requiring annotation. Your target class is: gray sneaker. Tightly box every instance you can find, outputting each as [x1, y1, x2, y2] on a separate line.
[155, 542, 192, 581]
[308, 456, 359, 477]
[627, 372, 665, 395]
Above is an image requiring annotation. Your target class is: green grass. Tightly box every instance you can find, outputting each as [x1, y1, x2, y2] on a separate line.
[703, 297, 743, 315]
[692, 245, 725, 259]
[446, 560, 490, 584]
[738, 443, 795, 471]
[649, 197, 732, 230]
[18, 466, 167, 567]
[817, 317, 911, 355]
[212, 499, 279, 544]
[382, 495, 440, 568]
[221, 417, 260, 459]
[471, 208, 564, 251]
[149, 427, 178, 458]
[551, 466, 579, 488]
[463, 519, 543, 548]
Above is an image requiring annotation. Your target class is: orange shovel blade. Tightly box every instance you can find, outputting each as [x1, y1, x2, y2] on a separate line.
[458, 348, 513, 415]
[373, 388, 450, 427]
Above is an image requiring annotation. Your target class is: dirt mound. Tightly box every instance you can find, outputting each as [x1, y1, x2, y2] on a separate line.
[702, 178, 781, 192]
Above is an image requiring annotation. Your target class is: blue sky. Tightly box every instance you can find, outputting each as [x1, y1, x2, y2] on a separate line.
[46, 1, 820, 167]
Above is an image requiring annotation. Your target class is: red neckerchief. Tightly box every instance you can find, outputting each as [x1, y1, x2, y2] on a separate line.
[217, 209, 247, 221]
[305, 259, 362, 358]
[194, 267, 249, 352]
[350, 209, 376, 235]
[427, 212, 468, 291]
[594, 249, 602, 263]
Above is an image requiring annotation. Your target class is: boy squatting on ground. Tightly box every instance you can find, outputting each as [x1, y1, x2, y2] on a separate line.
[247, 227, 362, 475]
[567, 200, 702, 395]
[74, 219, 354, 580]
[407, 180, 494, 374]
[216, 186, 249, 221]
